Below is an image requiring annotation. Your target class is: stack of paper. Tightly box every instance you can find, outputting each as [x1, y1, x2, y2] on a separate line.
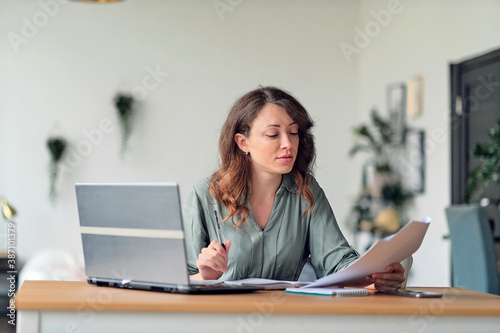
[223, 278, 310, 289]
[285, 287, 368, 297]
[303, 218, 431, 288]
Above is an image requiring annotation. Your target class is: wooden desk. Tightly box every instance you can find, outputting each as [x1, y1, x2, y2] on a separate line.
[16, 281, 500, 333]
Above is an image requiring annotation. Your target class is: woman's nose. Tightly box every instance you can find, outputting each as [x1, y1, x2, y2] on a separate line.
[280, 134, 293, 149]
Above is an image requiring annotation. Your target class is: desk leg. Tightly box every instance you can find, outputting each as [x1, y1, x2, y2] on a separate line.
[18, 310, 40, 333]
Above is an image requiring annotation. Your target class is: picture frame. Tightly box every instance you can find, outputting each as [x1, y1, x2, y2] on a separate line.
[387, 82, 407, 145]
[406, 75, 424, 119]
[398, 129, 425, 194]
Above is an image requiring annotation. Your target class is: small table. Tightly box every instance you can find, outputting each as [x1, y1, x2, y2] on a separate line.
[15, 281, 500, 333]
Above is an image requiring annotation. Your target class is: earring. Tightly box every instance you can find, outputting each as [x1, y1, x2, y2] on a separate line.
[245, 152, 249, 156]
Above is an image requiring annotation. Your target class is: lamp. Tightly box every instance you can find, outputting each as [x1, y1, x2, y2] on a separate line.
[0, 196, 17, 221]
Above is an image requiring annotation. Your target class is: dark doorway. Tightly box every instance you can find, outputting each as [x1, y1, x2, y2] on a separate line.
[450, 48, 500, 243]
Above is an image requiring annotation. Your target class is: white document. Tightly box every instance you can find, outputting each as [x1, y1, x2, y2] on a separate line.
[285, 287, 368, 297]
[189, 279, 224, 286]
[190, 278, 311, 289]
[223, 278, 310, 289]
[303, 217, 431, 289]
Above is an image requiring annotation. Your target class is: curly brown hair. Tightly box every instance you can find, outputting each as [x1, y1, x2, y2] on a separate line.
[209, 86, 316, 227]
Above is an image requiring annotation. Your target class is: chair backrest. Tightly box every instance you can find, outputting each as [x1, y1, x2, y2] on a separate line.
[445, 205, 499, 294]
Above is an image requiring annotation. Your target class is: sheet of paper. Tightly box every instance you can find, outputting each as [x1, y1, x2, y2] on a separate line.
[189, 278, 311, 288]
[303, 217, 431, 289]
[223, 278, 310, 288]
[189, 279, 223, 286]
[285, 287, 368, 297]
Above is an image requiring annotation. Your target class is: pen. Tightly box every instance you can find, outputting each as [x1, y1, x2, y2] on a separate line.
[214, 210, 226, 250]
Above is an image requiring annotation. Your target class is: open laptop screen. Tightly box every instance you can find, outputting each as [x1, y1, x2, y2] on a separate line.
[76, 183, 190, 286]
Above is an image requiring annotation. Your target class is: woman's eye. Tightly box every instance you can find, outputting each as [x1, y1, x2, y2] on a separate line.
[266, 134, 278, 138]
[290, 132, 299, 136]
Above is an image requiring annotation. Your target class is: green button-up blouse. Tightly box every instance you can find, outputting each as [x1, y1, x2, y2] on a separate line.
[183, 173, 359, 281]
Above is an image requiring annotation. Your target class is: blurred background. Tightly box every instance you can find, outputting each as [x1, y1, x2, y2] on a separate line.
[1, 0, 500, 292]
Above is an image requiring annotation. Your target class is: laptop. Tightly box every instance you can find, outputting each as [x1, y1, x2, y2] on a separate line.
[75, 182, 262, 294]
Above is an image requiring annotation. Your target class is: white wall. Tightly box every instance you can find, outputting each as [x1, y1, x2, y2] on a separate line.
[1, 0, 499, 287]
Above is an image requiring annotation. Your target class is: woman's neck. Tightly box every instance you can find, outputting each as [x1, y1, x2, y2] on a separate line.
[249, 173, 282, 230]
[250, 173, 282, 202]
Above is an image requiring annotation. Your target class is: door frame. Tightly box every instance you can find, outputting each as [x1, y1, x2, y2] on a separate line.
[450, 48, 500, 204]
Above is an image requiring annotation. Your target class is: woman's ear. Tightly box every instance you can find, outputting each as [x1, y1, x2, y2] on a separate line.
[234, 133, 249, 154]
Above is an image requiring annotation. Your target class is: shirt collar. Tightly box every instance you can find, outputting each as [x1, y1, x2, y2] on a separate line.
[279, 173, 298, 194]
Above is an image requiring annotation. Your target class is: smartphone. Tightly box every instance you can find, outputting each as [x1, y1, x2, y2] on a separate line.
[383, 289, 443, 298]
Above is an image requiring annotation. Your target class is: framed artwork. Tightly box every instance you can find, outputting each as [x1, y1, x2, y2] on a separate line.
[387, 82, 407, 145]
[399, 129, 425, 194]
[406, 75, 424, 119]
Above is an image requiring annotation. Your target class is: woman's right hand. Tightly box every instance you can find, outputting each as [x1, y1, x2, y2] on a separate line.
[195, 240, 231, 280]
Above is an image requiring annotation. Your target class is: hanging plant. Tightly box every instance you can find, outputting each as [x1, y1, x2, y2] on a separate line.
[46, 137, 67, 204]
[114, 93, 136, 156]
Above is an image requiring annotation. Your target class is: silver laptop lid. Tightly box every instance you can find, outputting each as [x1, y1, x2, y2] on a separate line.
[75, 183, 189, 285]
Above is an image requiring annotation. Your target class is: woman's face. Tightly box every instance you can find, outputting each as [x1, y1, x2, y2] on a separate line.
[236, 103, 299, 179]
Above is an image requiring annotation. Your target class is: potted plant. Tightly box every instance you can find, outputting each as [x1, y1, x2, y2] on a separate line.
[349, 109, 413, 235]
[349, 109, 395, 174]
[349, 109, 403, 198]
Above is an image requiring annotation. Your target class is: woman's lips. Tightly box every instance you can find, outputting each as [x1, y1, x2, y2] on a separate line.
[277, 154, 294, 162]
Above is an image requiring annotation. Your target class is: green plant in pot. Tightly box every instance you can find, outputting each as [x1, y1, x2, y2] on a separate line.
[349, 109, 396, 172]
[349, 109, 398, 196]
[349, 109, 412, 234]
[466, 119, 500, 203]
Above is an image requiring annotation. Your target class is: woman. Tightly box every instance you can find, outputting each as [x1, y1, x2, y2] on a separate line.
[183, 86, 405, 292]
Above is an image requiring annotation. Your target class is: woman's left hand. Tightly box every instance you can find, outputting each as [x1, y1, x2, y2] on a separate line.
[366, 262, 406, 292]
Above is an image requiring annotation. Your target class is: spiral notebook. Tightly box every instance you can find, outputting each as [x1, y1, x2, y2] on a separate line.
[285, 287, 368, 297]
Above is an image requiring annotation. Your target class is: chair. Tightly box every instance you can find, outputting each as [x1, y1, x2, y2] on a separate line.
[445, 205, 499, 294]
